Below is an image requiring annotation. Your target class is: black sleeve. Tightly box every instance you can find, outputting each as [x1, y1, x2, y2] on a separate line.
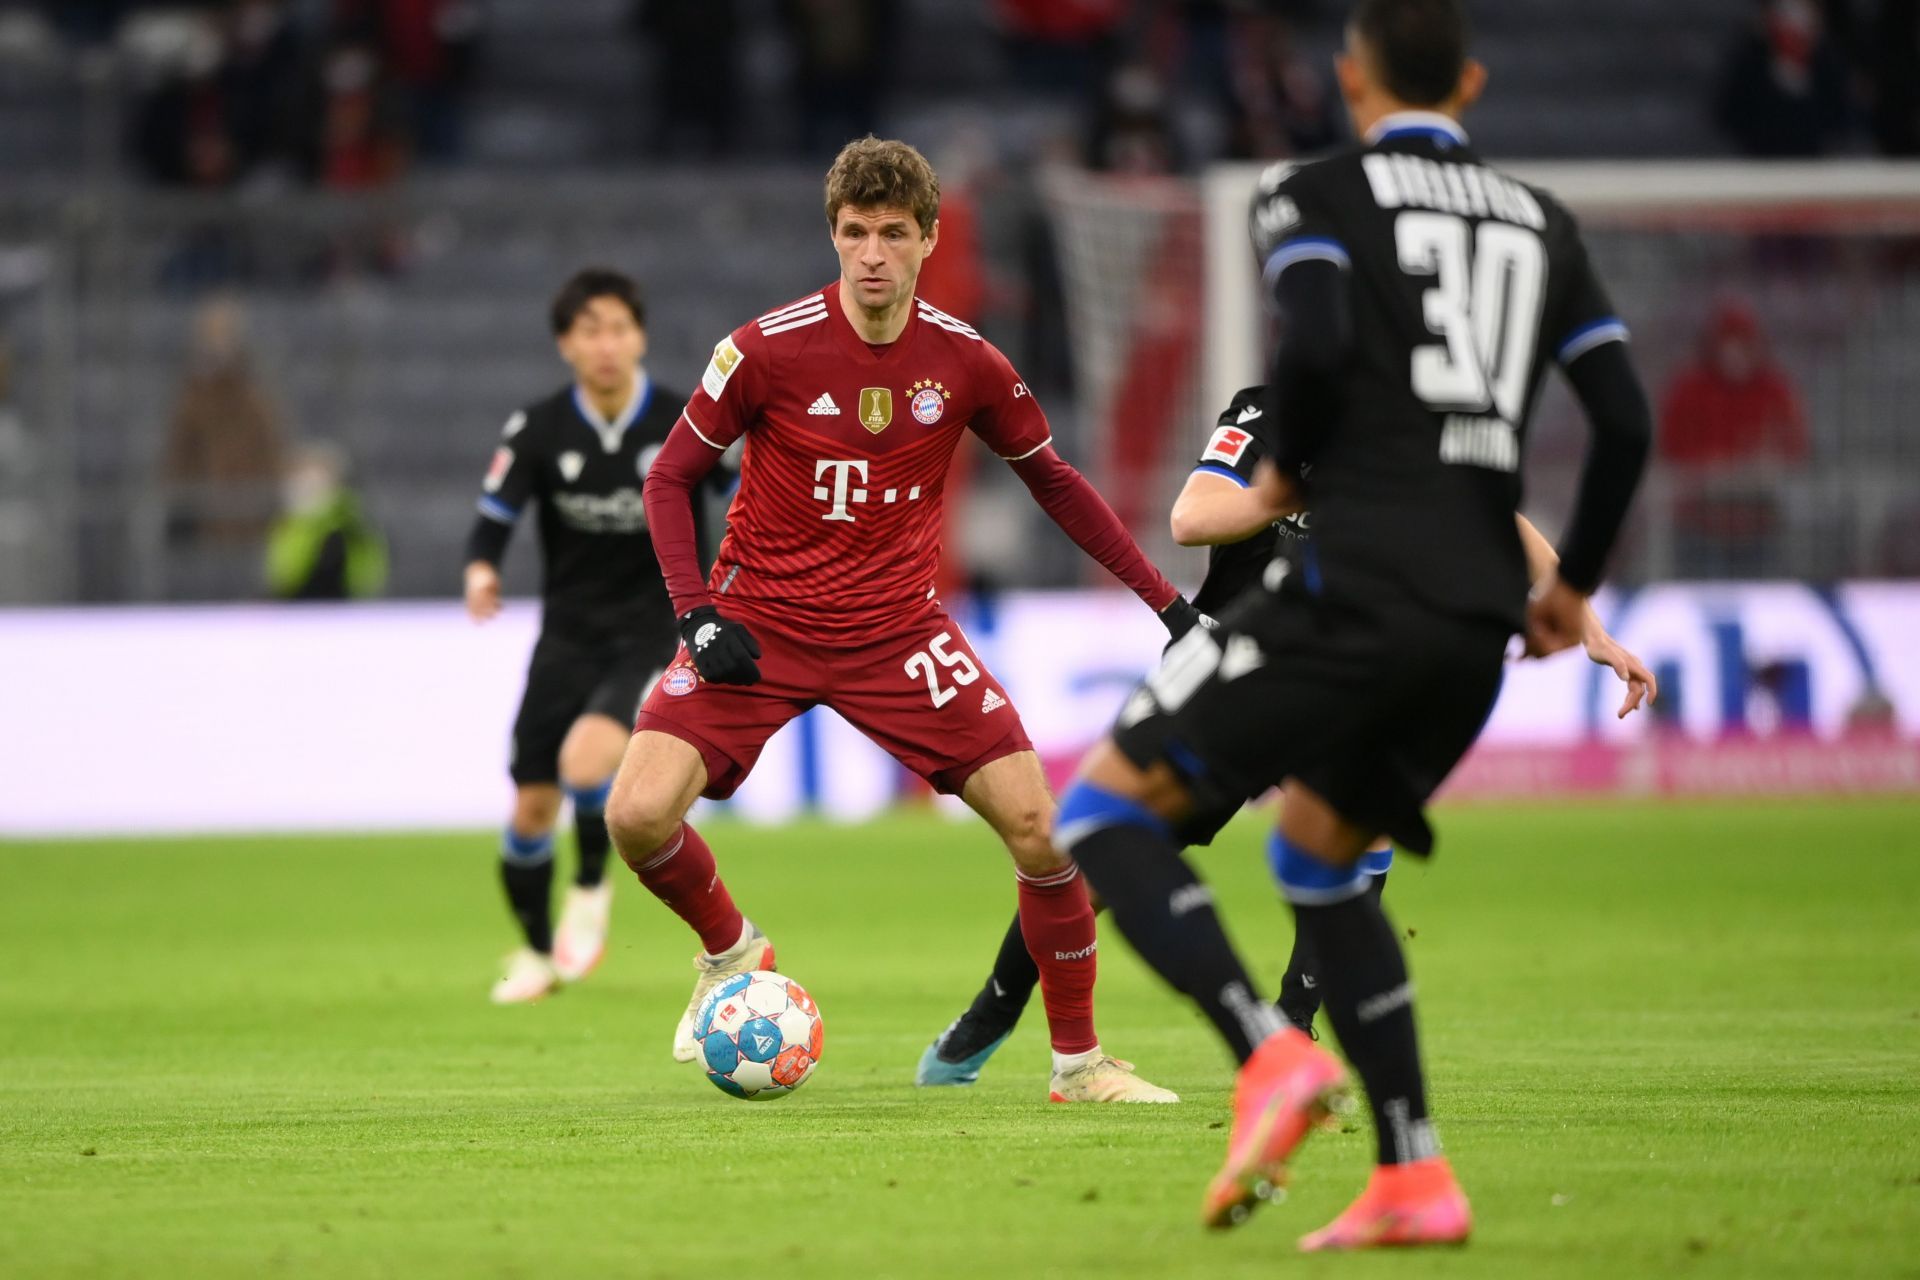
[1191, 387, 1270, 486]
[1554, 338, 1652, 593]
[466, 409, 539, 567]
[1263, 256, 1352, 477]
[464, 513, 511, 568]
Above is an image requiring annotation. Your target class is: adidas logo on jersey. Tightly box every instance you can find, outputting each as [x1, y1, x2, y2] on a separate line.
[981, 689, 1007, 713]
[808, 393, 840, 416]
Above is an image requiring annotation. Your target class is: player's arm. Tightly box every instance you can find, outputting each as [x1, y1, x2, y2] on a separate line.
[973, 345, 1202, 639]
[1525, 228, 1654, 658]
[641, 331, 762, 684]
[1169, 388, 1298, 546]
[1249, 168, 1352, 482]
[1170, 471, 1289, 547]
[1516, 512, 1657, 718]
[462, 411, 538, 623]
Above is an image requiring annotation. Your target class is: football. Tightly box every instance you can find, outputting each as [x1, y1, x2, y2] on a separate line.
[694, 970, 824, 1099]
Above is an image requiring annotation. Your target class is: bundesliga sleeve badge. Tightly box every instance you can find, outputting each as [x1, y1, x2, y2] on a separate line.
[1202, 425, 1252, 465]
[909, 379, 950, 425]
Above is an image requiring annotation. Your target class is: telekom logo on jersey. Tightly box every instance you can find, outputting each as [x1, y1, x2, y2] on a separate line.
[813, 460, 924, 522]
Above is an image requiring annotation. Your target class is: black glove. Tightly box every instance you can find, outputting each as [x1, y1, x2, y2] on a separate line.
[1158, 594, 1212, 643]
[678, 605, 762, 685]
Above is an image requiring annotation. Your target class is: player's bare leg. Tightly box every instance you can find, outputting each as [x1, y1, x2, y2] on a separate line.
[1059, 742, 1345, 1226]
[550, 712, 629, 983]
[1274, 783, 1468, 1251]
[606, 729, 772, 1061]
[492, 783, 563, 1004]
[960, 750, 1176, 1104]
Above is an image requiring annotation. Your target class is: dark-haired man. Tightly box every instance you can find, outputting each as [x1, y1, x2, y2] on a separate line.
[1052, 0, 1653, 1248]
[465, 269, 726, 1004]
[612, 136, 1204, 1103]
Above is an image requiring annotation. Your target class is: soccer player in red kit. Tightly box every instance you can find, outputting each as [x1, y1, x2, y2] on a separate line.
[607, 136, 1205, 1103]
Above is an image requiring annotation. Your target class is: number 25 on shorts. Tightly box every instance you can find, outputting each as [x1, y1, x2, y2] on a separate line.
[904, 631, 981, 708]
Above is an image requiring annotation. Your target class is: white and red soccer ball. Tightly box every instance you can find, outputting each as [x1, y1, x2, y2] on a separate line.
[694, 970, 824, 1099]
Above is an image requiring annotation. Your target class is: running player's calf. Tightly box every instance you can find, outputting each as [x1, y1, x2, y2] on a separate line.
[606, 729, 772, 1062]
[1055, 742, 1347, 1226]
[550, 714, 628, 982]
[492, 783, 563, 1005]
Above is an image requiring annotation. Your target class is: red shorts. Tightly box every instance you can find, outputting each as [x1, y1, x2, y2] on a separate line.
[634, 603, 1033, 800]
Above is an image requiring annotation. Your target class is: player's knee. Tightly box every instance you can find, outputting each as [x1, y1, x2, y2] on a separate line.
[1053, 778, 1173, 858]
[1001, 811, 1063, 878]
[511, 786, 561, 835]
[605, 786, 679, 861]
[1267, 832, 1372, 906]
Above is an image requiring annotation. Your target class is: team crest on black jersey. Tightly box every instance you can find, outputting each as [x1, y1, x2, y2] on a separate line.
[559, 451, 585, 483]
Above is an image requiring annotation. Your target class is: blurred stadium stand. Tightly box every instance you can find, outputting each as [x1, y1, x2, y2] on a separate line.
[0, 0, 1911, 607]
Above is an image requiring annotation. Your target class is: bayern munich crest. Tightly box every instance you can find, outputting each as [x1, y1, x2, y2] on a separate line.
[910, 379, 949, 425]
[661, 665, 700, 697]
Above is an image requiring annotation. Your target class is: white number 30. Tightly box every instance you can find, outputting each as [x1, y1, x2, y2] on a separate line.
[904, 631, 980, 708]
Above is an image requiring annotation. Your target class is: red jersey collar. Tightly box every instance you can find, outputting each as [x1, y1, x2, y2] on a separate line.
[824, 280, 922, 365]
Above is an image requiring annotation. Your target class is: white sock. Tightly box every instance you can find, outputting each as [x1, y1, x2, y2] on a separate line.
[1052, 1045, 1102, 1075]
[702, 917, 754, 963]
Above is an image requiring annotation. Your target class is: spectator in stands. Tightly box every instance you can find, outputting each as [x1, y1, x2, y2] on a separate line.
[778, 0, 899, 156]
[161, 296, 287, 549]
[1087, 58, 1179, 173]
[132, 16, 239, 188]
[266, 442, 388, 600]
[303, 39, 407, 189]
[1715, 0, 1854, 156]
[1222, 12, 1342, 160]
[632, 0, 741, 157]
[995, 0, 1127, 101]
[331, 0, 483, 162]
[1658, 299, 1810, 576]
[1659, 300, 1809, 466]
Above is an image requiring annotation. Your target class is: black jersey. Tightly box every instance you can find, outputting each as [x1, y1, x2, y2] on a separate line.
[1188, 385, 1311, 616]
[470, 376, 727, 638]
[1250, 114, 1629, 629]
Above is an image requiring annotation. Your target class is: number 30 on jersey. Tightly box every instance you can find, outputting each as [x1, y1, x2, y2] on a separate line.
[1396, 212, 1545, 421]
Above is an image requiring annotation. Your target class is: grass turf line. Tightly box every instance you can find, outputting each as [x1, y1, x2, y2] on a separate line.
[1, 801, 1917, 1278]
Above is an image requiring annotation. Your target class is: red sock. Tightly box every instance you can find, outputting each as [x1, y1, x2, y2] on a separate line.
[1017, 863, 1099, 1054]
[632, 823, 744, 955]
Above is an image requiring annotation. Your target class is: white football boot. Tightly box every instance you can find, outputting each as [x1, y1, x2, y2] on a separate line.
[671, 922, 776, 1062]
[1049, 1054, 1181, 1104]
[552, 882, 613, 983]
[490, 947, 560, 1005]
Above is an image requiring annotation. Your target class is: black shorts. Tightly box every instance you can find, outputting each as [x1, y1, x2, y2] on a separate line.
[510, 627, 677, 786]
[1111, 575, 1509, 855]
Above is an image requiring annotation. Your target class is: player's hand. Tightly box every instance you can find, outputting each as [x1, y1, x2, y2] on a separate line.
[1583, 620, 1659, 719]
[1523, 573, 1586, 658]
[679, 605, 762, 685]
[1250, 458, 1304, 521]
[1158, 594, 1213, 642]
[464, 561, 502, 623]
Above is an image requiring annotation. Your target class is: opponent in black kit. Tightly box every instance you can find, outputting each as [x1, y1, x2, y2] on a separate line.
[915, 387, 1653, 1085]
[465, 269, 728, 1003]
[1052, 0, 1654, 1247]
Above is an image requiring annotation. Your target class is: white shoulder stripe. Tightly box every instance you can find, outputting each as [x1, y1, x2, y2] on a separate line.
[916, 300, 981, 339]
[760, 308, 828, 336]
[759, 292, 828, 324]
[1001, 436, 1053, 462]
[681, 408, 726, 450]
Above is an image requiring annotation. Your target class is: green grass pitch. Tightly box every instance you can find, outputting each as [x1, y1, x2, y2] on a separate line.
[3, 800, 1917, 1278]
